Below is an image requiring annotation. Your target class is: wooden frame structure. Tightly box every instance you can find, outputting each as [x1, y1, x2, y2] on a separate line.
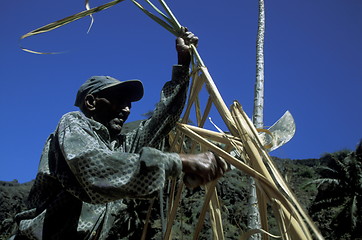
[130, 2, 324, 239]
[161, 62, 323, 240]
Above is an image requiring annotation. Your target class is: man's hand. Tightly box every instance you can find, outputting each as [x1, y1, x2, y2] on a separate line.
[176, 26, 199, 66]
[179, 152, 228, 188]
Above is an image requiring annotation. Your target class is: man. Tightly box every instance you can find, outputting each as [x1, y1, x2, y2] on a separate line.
[11, 28, 227, 239]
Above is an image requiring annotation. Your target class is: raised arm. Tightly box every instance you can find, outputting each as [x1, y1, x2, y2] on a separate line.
[124, 28, 198, 151]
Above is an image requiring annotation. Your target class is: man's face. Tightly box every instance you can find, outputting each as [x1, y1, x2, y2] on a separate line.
[92, 93, 132, 138]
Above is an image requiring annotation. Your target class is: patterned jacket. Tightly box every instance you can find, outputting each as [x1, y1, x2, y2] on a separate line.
[13, 65, 190, 240]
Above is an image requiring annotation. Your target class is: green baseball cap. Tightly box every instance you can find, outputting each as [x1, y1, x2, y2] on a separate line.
[74, 76, 144, 107]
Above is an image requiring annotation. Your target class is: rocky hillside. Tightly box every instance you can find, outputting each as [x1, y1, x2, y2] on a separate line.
[1, 150, 359, 239]
[0, 180, 34, 239]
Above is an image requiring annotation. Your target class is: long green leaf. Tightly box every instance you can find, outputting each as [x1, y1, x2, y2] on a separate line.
[158, 0, 181, 31]
[143, 0, 175, 28]
[131, 0, 177, 36]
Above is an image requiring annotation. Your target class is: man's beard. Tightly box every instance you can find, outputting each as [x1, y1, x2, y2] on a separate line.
[93, 107, 129, 138]
[107, 118, 124, 136]
[106, 111, 129, 138]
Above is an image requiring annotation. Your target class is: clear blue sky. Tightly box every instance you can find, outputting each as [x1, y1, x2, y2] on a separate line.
[1, 0, 361, 183]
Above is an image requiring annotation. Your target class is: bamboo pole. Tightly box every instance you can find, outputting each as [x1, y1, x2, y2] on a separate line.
[233, 101, 322, 239]
[256, 188, 269, 240]
[163, 179, 184, 240]
[141, 199, 155, 240]
[181, 124, 241, 146]
[192, 180, 218, 240]
[230, 103, 314, 240]
[177, 113, 316, 240]
[209, 190, 225, 240]
[199, 67, 238, 136]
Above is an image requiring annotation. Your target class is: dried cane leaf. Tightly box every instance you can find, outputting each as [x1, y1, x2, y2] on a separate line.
[21, 0, 124, 39]
[20, 0, 125, 54]
[85, 0, 94, 33]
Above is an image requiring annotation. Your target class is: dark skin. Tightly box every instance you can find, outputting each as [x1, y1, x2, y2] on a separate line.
[83, 28, 227, 188]
[84, 91, 131, 138]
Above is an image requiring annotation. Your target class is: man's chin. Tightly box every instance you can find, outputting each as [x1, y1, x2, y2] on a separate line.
[108, 124, 123, 136]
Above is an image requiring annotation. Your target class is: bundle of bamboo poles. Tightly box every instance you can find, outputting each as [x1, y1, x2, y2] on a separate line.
[165, 66, 324, 240]
[20, 0, 324, 239]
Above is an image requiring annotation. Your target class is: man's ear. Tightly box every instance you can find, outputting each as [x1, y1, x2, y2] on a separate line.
[84, 94, 96, 111]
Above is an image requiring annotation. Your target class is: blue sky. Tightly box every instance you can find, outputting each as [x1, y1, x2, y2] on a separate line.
[1, 0, 361, 183]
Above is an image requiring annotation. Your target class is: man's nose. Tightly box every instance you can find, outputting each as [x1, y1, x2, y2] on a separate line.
[122, 106, 130, 113]
[120, 106, 131, 118]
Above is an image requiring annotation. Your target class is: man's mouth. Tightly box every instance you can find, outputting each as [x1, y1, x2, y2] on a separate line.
[111, 118, 124, 127]
[118, 113, 129, 124]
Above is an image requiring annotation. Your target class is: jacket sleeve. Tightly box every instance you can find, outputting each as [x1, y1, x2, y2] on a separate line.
[56, 114, 182, 204]
[124, 65, 190, 152]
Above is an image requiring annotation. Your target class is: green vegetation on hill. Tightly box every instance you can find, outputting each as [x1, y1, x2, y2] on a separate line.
[1, 143, 361, 239]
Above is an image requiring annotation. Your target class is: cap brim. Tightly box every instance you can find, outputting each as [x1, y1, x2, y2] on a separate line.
[99, 80, 144, 102]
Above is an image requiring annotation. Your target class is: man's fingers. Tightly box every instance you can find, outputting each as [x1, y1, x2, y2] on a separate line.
[210, 153, 229, 179]
[179, 26, 198, 47]
[185, 32, 198, 46]
[185, 32, 195, 39]
[176, 37, 185, 46]
[217, 156, 229, 173]
[180, 152, 227, 189]
[176, 37, 190, 54]
[180, 26, 188, 34]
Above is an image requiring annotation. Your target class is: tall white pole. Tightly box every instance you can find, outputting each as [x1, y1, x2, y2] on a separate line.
[248, 0, 265, 239]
